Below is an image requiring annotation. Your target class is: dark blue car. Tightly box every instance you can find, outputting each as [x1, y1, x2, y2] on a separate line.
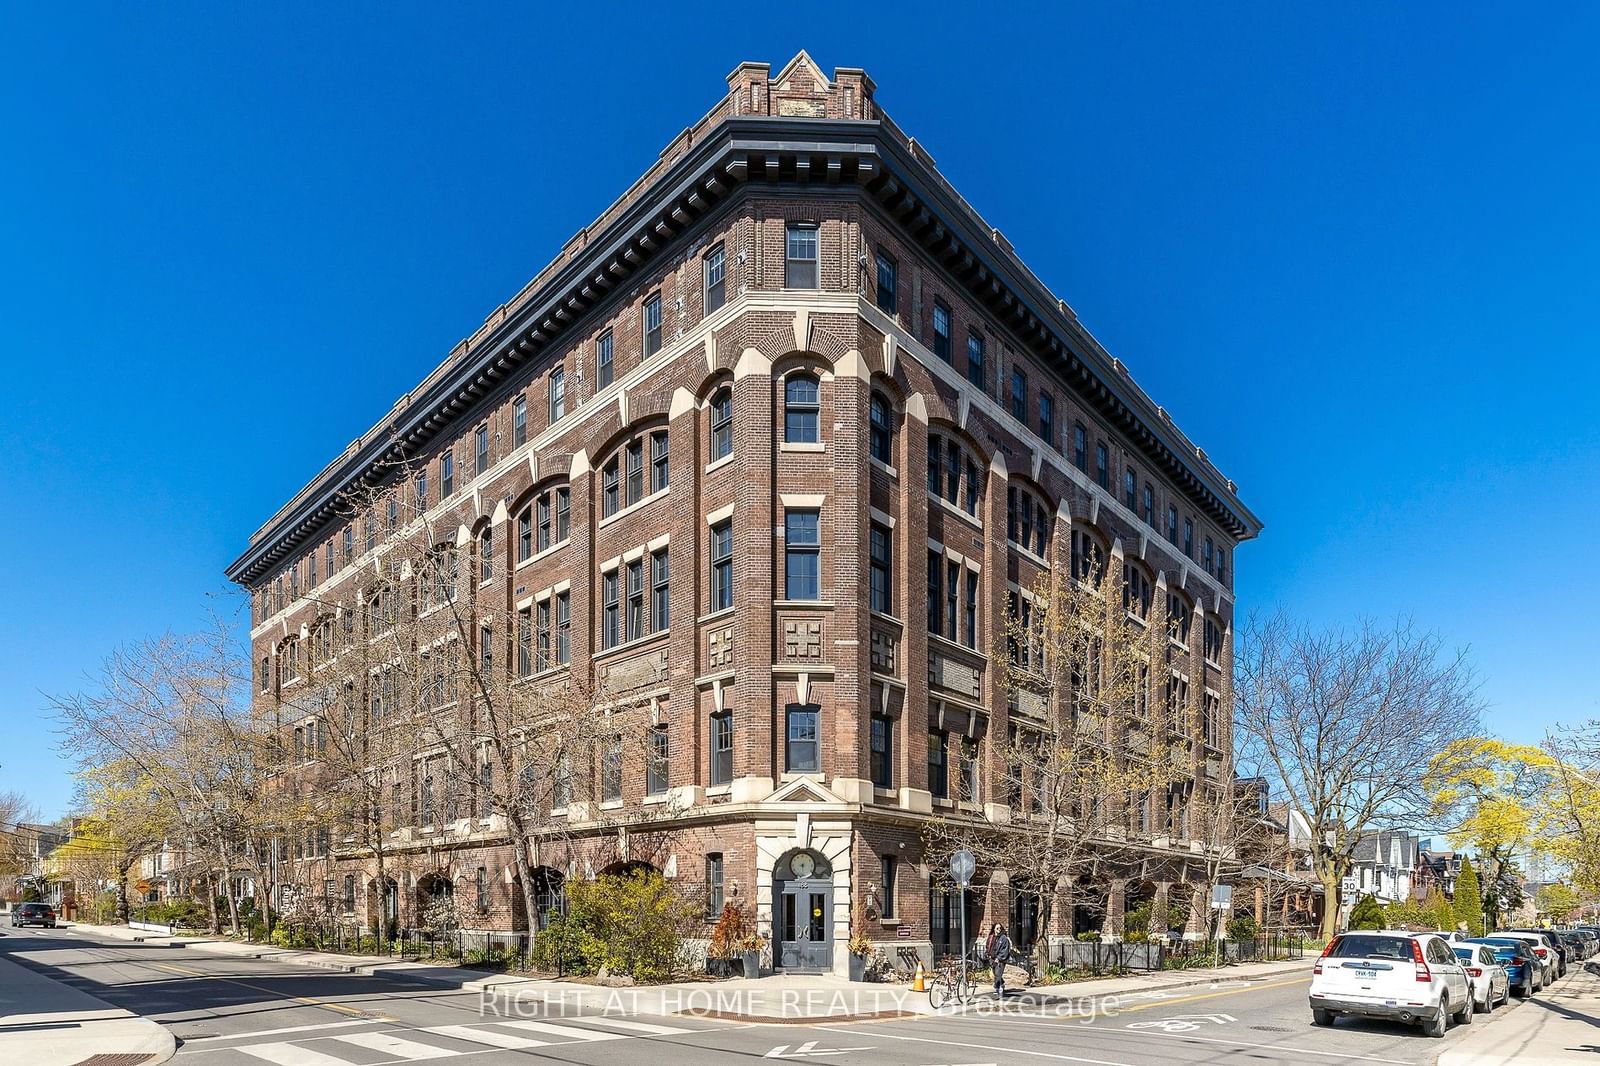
[1466, 938, 1539, 997]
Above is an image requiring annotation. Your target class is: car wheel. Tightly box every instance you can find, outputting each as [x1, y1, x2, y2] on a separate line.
[1311, 1009, 1335, 1027]
[1455, 995, 1474, 1026]
[1424, 1004, 1448, 1038]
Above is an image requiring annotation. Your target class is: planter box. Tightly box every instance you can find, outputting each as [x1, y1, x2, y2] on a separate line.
[848, 952, 867, 982]
[742, 950, 761, 979]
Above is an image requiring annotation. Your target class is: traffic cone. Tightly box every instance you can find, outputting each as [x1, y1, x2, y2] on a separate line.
[911, 959, 927, 992]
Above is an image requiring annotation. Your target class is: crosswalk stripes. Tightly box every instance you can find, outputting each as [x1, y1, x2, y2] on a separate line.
[229, 1014, 711, 1064]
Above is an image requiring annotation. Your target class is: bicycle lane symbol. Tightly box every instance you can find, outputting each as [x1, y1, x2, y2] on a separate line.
[1125, 1013, 1237, 1033]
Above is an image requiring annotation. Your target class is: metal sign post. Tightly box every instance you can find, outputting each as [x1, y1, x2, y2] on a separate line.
[950, 850, 975, 995]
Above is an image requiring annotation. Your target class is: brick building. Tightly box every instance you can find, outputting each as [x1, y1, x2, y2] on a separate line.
[227, 52, 1261, 974]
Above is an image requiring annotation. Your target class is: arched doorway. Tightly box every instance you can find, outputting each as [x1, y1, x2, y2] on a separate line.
[772, 849, 833, 972]
[416, 872, 457, 931]
[1009, 882, 1040, 957]
[367, 876, 399, 936]
[600, 860, 658, 879]
[512, 867, 567, 933]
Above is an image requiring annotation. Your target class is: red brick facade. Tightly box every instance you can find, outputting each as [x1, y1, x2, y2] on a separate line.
[232, 53, 1261, 974]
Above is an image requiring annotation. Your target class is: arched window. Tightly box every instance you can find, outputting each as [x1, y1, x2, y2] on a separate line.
[710, 387, 733, 460]
[784, 374, 820, 443]
[1006, 486, 1051, 557]
[1167, 593, 1192, 644]
[926, 432, 982, 516]
[869, 392, 893, 462]
[1122, 563, 1152, 620]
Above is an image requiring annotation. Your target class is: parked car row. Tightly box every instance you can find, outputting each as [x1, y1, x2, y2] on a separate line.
[1309, 926, 1579, 1038]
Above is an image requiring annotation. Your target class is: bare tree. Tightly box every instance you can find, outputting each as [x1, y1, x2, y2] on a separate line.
[1233, 613, 1482, 939]
[926, 550, 1184, 967]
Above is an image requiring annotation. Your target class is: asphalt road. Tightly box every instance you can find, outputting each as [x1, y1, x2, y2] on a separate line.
[0, 924, 1566, 1065]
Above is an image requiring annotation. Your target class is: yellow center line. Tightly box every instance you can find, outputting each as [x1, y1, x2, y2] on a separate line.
[1107, 974, 1312, 1013]
[150, 962, 373, 1017]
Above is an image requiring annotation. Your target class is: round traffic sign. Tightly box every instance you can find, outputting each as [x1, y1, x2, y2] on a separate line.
[949, 849, 975, 886]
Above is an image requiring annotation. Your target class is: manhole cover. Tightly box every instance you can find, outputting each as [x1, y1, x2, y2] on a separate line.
[1250, 1025, 1292, 1032]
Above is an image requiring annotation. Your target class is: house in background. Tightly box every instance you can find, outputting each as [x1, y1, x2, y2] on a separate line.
[1414, 846, 1463, 902]
[1352, 831, 1419, 905]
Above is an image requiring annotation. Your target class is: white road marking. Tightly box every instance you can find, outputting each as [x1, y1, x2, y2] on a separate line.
[495, 1018, 627, 1041]
[1125, 1012, 1236, 1032]
[326, 1030, 458, 1059]
[1020, 1018, 1419, 1064]
[764, 1039, 874, 1058]
[421, 1024, 550, 1049]
[577, 1016, 696, 1035]
[180, 1020, 372, 1044]
[234, 1042, 360, 1066]
[814, 1026, 1136, 1066]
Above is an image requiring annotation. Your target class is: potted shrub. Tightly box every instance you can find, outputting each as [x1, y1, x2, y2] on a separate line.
[847, 899, 873, 982]
[738, 930, 764, 978]
[707, 902, 750, 978]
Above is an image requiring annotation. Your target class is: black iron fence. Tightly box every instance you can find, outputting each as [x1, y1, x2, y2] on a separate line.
[1045, 933, 1307, 975]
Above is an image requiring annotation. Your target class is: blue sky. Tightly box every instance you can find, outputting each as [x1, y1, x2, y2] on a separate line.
[3, 5, 1597, 820]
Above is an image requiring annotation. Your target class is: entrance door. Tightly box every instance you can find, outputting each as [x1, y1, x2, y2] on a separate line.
[777, 881, 832, 971]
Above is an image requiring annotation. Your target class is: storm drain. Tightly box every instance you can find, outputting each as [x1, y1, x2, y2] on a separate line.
[1250, 1025, 1293, 1032]
[69, 1055, 159, 1066]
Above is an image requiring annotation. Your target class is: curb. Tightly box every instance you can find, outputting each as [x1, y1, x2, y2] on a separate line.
[988, 960, 1313, 1010]
[0, 950, 177, 1066]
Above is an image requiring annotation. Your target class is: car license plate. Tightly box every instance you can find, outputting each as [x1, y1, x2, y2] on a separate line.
[1355, 968, 1378, 979]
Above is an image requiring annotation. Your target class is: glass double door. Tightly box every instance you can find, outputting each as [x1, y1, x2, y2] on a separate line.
[777, 880, 832, 971]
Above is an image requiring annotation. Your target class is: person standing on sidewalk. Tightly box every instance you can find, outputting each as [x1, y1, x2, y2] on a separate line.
[985, 923, 1013, 996]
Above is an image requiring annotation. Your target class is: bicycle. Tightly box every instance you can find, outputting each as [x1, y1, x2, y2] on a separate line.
[927, 957, 977, 1009]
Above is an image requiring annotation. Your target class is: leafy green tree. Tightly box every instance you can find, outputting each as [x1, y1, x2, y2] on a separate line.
[1537, 883, 1580, 921]
[1348, 893, 1385, 930]
[1454, 858, 1484, 936]
[1424, 886, 1456, 931]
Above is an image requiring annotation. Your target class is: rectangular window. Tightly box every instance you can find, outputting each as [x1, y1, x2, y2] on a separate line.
[959, 738, 979, 803]
[342, 526, 353, 566]
[651, 548, 670, 632]
[647, 725, 669, 795]
[1183, 518, 1194, 559]
[626, 439, 644, 505]
[650, 431, 670, 493]
[1073, 423, 1087, 470]
[479, 527, 493, 582]
[441, 451, 454, 497]
[537, 494, 551, 552]
[513, 395, 527, 447]
[966, 330, 986, 390]
[705, 853, 725, 915]
[602, 570, 620, 649]
[870, 713, 893, 789]
[1167, 505, 1179, 543]
[518, 508, 533, 562]
[786, 704, 820, 772]
[881, 855, 897, 918]
[710, 520, 733, 612]
[927, 550, 943, 636]
[602, 458, 620, 517]
[555, 591, 571, 663]
[710, 710, 733, 786]
[784, 510, 821, 600]
[1143, 484, 1154, 525]
[928, 731, 949, 799]
[479, 623, 493, 676]
[555, 488, 570, 542]
[1039, 392, 1055, 448]
[548, 367, 565, 423]
[710, 388, 733, 460]
[475, 424, 489, 474]
[642, 292, 663, 358]
[876, 251, 897, 314]
[869, 523, 892, 614]
[1095, 442, 1109, 489]
[1124, 469, 1137, 511]
[536, 599, 551, 670]
[1217, 549, 1228, 586]
[704, 245, 727, 314]
[927, 435, 942, 497]
[1203, 536, 1214, 573]
[964, 570, 978, 649]
[1010, 367, 1027, 420]
[625, 560, 645, 642]
[932, 301, 951, 362]
[785, 223, 819, 288]
[596, 329, 614, 388]
[602, 736, 622, 801]
[516, 608, 533, 678]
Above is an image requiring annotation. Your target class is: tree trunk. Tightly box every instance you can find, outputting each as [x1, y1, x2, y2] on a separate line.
[1320, 876, 1339, 940]
[205, 872, 221, 934]
[115, 860, 132, 923]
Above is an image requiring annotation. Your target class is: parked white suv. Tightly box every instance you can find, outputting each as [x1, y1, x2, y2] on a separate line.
[1310, 931, 1472, 1037]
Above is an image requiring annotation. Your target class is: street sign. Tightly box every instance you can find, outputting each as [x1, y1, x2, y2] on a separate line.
[949, 850, 975, 887]
[1210, 884, 1233, 909]
[1341, 876, 1358, 904]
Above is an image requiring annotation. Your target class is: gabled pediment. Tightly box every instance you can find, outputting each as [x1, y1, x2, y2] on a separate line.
[773, 50, 829, 92]
[767, 777, 838, 803]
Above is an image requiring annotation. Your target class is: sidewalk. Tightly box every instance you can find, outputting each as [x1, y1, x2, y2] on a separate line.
[0, 950, 175, 1065]
[77, 922, 1312, 1021]
[1439, 966, 1600, 1066]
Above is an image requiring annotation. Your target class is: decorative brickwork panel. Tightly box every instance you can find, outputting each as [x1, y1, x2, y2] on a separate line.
[707, 626, 734, 670]
[928, 654, 981, 701]
[783, 620, 823, 660]
[869, 628, 897, 673]
[1015, 687, 1048, 718]
[604, 650, 669, 693]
